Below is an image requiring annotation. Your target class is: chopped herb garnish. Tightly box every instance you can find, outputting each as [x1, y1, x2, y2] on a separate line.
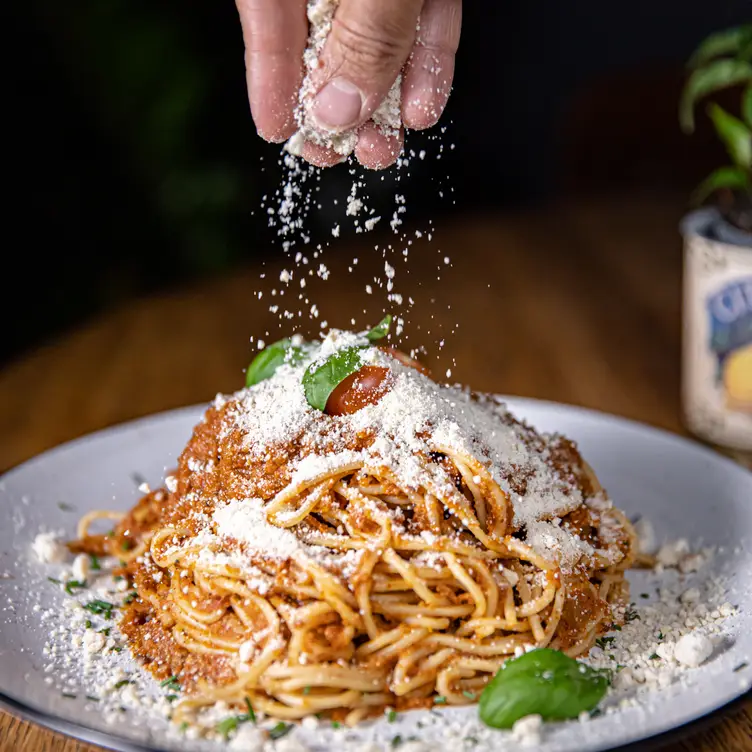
[268, 722, 293, 741]
[243, 697, 256, 723]
[62, 693, 76, 699]
[391, 735, 403, 748]
[65, 580, 88, 595]
[640, 593, 650, 599]
[216, 717, 239, 740]
[89, 555, 101, 571]
[83, 599, 115, 619]
[120, 540, 134, 552]
[331, 721, 342, 729]
[595, 636, 615, 649]
[58, 502, 74, 512]
[85, 619, 92, 629]
[302, 685, 311, 695]
[387, 709, 398, 722]
[616, 664, 625, 672]
[733, 662, 748, 672]
[98, 627, 111, 636]
[215, 697, 256, 739]
[123, 592, 138, 605]
[48, 577, 61, 585]
[111, 646, 123, 653]
[657, 631, 665, 641]
[624, 608, 640, 623]
[114, 680, 132, 689]
[613, 624, 622, 632]
[462, 690, 476, 700]
[434, 696, 447, 704]
[160, 676, 181, 692]
[114, 575, 124, 582]
[166, 694, 178, 703]
[649, 653, 660, 660]
[179, 722, 189, 733]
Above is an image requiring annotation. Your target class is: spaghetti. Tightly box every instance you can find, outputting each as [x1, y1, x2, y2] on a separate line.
[73, 329, 636, 726]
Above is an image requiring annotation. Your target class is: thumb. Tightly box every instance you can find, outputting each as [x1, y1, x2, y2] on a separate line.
[311, 0, 424, 132]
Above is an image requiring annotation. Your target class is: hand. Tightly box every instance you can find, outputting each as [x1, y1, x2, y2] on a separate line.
[235, 0, 461, 169]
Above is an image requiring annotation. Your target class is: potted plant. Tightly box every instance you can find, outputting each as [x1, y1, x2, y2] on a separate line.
[679, 24, 752, 451]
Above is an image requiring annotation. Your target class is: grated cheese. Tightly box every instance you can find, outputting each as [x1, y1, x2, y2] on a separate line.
[212, 330, 594, 572]
[32, 532, 68, 564]
[510, 714, 543, 746]
[285, 1, 402, 159]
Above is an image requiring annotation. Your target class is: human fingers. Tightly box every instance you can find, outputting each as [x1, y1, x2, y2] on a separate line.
[402, 0, 461, 130]
[355, 122, 405, 169]
[310, 0, 425, 132]
[299, 141, 349, 168]
[235, 0, 307, 143]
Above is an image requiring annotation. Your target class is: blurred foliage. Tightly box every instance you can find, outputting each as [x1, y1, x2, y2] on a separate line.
[30, 0, 263, 274]
[681, 25, 752, 206]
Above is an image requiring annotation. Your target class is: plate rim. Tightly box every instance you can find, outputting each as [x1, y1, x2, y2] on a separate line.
[1, 682, 748, 752]
[1, 397, 750, 752]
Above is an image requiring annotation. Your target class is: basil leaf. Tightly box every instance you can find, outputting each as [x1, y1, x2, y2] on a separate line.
[302, 346, 366, 411]
[366, 314, 392, 342]
[246, 339, 308, 387]
[479, 649, 610, 729]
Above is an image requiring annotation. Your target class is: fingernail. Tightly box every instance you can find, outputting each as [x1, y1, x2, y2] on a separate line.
[312, 77, 364, 131]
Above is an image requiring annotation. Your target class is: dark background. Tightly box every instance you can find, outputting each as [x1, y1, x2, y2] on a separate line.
[6, 0, 750, 367]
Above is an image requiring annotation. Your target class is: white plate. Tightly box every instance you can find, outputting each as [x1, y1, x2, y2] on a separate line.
[0, 399, 750, 752]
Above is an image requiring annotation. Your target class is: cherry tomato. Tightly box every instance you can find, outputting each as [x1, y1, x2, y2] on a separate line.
[381, 347, 431, 377]
[325, 366, 393, 416]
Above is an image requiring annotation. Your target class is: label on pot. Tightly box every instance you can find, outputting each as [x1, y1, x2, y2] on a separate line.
[683, 229, 752, 450]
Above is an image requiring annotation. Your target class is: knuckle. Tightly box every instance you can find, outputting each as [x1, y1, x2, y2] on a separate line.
[332, 17, 406, 76]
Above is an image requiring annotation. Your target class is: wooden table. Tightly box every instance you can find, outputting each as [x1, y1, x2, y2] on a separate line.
[1, 193, 749, 751]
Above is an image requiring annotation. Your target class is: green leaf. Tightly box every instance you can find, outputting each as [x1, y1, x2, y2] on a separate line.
[366, 315, 392, 342]
[302, 346, 366, 411]
[688, 25, 752, 68]
[680, 59, 752, 132]
[268, 722, 293, 740]
[743, 86, 752, 127]
[245, 338, 309, 387]
[691, 165, 751, 205]
[478, 649, 610, 729]
[708, 103, 752, 168]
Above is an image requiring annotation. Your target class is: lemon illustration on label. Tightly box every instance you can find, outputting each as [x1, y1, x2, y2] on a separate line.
[724, 344, 752, 413]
